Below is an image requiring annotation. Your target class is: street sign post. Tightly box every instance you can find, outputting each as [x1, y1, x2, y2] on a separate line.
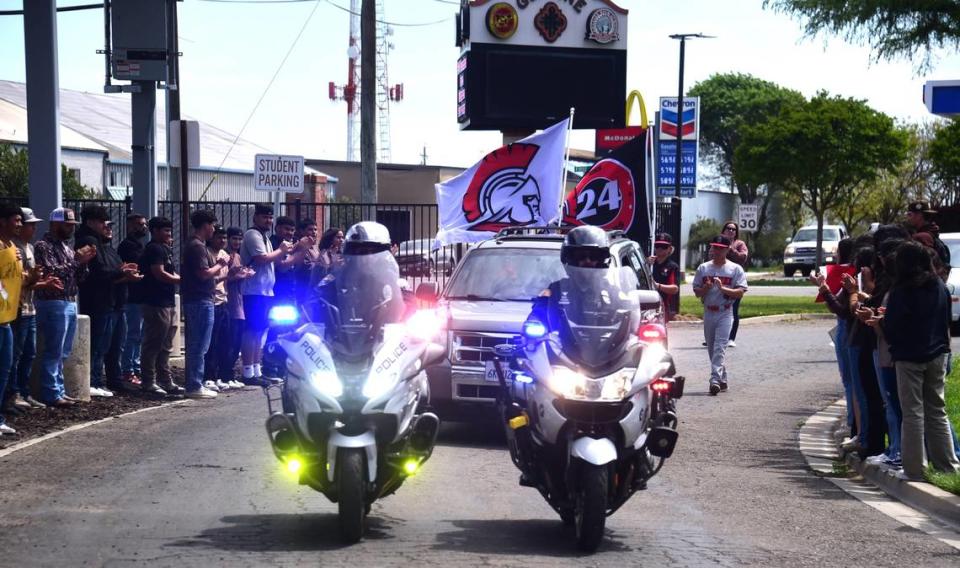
[254, 154, 305, 193]
[656, 96, 699, 198]
[738, 204, 758, 232]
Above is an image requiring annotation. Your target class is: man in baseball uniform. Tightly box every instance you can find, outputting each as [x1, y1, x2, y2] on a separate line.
[692, 235, 748, 395]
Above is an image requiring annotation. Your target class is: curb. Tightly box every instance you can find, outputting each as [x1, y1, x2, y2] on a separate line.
[800, 399, 960, 536]
[669, 312, 833, 328]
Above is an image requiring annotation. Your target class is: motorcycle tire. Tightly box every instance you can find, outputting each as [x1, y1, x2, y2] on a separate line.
[338, 447, 367, 543]
[575, 464, 608, 552]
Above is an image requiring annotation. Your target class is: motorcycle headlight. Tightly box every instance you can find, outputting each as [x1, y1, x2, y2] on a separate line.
[309, 369, 343, 398]
[363, 370, 400, 399]
[547, 367, 633, 401]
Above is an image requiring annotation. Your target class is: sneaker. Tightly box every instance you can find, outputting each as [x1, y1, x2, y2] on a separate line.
[216, 380, 232, 391]
[719, 382, 728, 392]
[865, 454, 887, 465]
[159, 383, 185, 396]
[11, 394, 31, 410]
[0, 424, 17, 435]
[242, 376, 269, 387]
[141, 384, 168, 397]
[185, 387, 218, 399]
[709, 383, 720, 396]
[728, 340, 737, 348]
[25, 396, 47, 409]
[51, 397, 75, 408]
[62, 395, 80, 402]
[203, 380, 221, 392]
[90, 387, 114, 398]
[840, 438, 863, 452]
[229, 380, 246, 390]
[893, 469, 924, 482]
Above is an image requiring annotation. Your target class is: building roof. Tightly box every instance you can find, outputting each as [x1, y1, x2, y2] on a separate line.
[0, 79, 327, 177]
[0, 98, 108, 154]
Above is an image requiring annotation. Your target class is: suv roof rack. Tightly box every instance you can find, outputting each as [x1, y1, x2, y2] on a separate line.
[494, 225, 630, 240]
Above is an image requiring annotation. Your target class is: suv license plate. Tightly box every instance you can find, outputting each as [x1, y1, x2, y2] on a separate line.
[484, 361, 512, 383]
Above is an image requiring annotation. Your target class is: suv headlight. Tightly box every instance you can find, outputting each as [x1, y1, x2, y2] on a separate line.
[785, 245, 796, 255]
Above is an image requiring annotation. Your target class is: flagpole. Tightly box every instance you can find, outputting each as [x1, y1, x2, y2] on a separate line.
[647, 127, 657, 255]
[558, 107, 575, 224]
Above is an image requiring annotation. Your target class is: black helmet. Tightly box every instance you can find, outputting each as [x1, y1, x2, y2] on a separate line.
[561, 225, 611, 268]
[343, 221, 392, 255]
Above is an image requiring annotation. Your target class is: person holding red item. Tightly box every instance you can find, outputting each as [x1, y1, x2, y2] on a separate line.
[647, 232, 680, 322]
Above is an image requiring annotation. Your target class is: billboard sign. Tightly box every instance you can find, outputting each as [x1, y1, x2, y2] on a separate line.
[595, 126, 645, 157]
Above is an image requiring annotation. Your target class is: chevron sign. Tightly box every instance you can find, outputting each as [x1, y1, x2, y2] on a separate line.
[658, 97, 699, 141]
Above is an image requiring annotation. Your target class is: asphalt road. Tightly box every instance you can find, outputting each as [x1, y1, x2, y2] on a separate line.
[1, 322, 958, 567]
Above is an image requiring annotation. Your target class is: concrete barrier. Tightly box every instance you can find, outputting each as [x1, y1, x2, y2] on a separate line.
[30, 313, 91, 402]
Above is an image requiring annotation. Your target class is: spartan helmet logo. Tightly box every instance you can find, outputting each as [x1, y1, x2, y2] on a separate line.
[462, 143, 543, 232]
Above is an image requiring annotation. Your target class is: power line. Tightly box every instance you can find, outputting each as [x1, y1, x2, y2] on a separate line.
[0, 3, 102, 16]
[199, 0, 323, 200]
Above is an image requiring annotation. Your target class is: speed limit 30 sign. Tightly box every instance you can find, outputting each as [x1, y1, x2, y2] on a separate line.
[738, 204, 759, 232]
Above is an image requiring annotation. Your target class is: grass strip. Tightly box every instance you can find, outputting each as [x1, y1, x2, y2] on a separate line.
[679, 295, 828, 319]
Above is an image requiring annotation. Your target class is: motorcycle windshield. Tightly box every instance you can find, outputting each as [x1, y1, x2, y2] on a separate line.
[328, 250, 404, 359]
[553, 266, 635, 371]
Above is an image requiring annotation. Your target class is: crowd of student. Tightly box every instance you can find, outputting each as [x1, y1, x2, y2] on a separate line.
[816, 202, 957, 481]
[0, 202, 344, 435]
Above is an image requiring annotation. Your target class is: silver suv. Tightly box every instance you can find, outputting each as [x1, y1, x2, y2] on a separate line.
[416, 228, 664, 421]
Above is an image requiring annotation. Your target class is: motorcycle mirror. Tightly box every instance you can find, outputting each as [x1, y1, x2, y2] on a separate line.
[493, 343, 517, 358]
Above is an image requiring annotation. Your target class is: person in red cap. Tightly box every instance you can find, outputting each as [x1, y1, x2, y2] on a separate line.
[692, 235, 748, 395]
[647, 233, 680, 322]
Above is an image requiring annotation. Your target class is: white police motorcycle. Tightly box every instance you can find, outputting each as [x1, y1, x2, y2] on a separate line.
[261, 222, 444, 543]
[491, 255, 682, 552]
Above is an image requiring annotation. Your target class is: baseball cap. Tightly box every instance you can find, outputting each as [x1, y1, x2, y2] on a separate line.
[708, 235, 731, 248]
[907, 201, 937, 214]
[49, 207, 79, 224]
[654, 233, 673, 246]
[20, 208, 42, 224]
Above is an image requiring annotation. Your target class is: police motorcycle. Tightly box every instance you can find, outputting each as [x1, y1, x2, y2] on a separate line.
[261, 222, 445, 543]
[489, 227, 683, 552]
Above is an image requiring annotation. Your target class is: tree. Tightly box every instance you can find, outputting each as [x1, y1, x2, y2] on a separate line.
[765, 1, 960, 70]
[928, 118, 960, 207]
[0, 143, 93, 200]
[736, 92, 907, 268]
[688, 73, 804, 245]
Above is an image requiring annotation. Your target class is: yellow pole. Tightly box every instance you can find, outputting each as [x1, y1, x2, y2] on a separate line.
[625, 90, 649, 127]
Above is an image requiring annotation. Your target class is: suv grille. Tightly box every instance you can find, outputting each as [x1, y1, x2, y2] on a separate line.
[795, 247, 818, 255]
[451, 331, 519, 366]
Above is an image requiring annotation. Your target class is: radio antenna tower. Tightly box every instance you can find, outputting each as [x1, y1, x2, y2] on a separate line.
[328, 0, 403, 163]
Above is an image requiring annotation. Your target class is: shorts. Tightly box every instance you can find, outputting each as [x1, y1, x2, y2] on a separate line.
[242, 295, 274, 331]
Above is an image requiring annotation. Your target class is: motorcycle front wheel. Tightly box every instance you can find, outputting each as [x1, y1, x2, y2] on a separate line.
[338, 447, 367, 543]
[575, 464, 608, 552]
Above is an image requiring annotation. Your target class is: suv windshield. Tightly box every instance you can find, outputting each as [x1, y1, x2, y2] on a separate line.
[445, 247, 567, 301]
[794, 228, 839, 242]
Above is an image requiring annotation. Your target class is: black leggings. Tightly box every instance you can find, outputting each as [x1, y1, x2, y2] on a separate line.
[729, 297, 742, 340]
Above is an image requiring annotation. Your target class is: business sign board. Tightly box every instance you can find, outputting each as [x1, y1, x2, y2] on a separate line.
[656, 96, 699, 198]
[738, 204, 759, 232]
[923, 80, 960, 118]
[595, 126, 645, 157]
[456, 0, 628, 130]
[254, 154, 304, 193]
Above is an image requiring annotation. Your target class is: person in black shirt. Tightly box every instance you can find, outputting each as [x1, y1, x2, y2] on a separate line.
[75, 205, 141, 397]
[270, 216, 298, 303]
[118, 213, 148, 388]
[647, 233, 680, 323]
[138, 217, 182, 397]
[181, 210, 228, 399]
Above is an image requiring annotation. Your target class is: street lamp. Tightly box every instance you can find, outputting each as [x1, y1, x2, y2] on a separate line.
[668, 33, 714, 198]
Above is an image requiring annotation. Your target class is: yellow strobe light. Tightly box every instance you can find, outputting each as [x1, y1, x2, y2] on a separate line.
[403, 459, 419, 475]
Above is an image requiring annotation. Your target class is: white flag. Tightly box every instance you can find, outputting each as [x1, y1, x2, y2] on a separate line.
[435, 119, 569, 245]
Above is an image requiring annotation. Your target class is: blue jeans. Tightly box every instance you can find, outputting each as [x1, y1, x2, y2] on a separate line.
[833, 319, 855, 432]
[89, 311, 122, 389]
[184, 301, 215, 392]
[122, 303, 143, 376]
[35, 300, 77, 404]
[847, 344, 871, 447]
[11, 314, 37, 399]
[0, 324, 14, 426]
[872, 350, 902, 459]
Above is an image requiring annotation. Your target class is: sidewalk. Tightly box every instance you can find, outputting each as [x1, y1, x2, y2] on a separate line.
[800, 400, 960, 536]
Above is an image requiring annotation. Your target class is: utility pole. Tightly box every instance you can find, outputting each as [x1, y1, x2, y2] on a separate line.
[360, 0, 377, 217]
[668, 33, 712, 199]
[167, 0, 190, 247]
[420, 145, 427, 166]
